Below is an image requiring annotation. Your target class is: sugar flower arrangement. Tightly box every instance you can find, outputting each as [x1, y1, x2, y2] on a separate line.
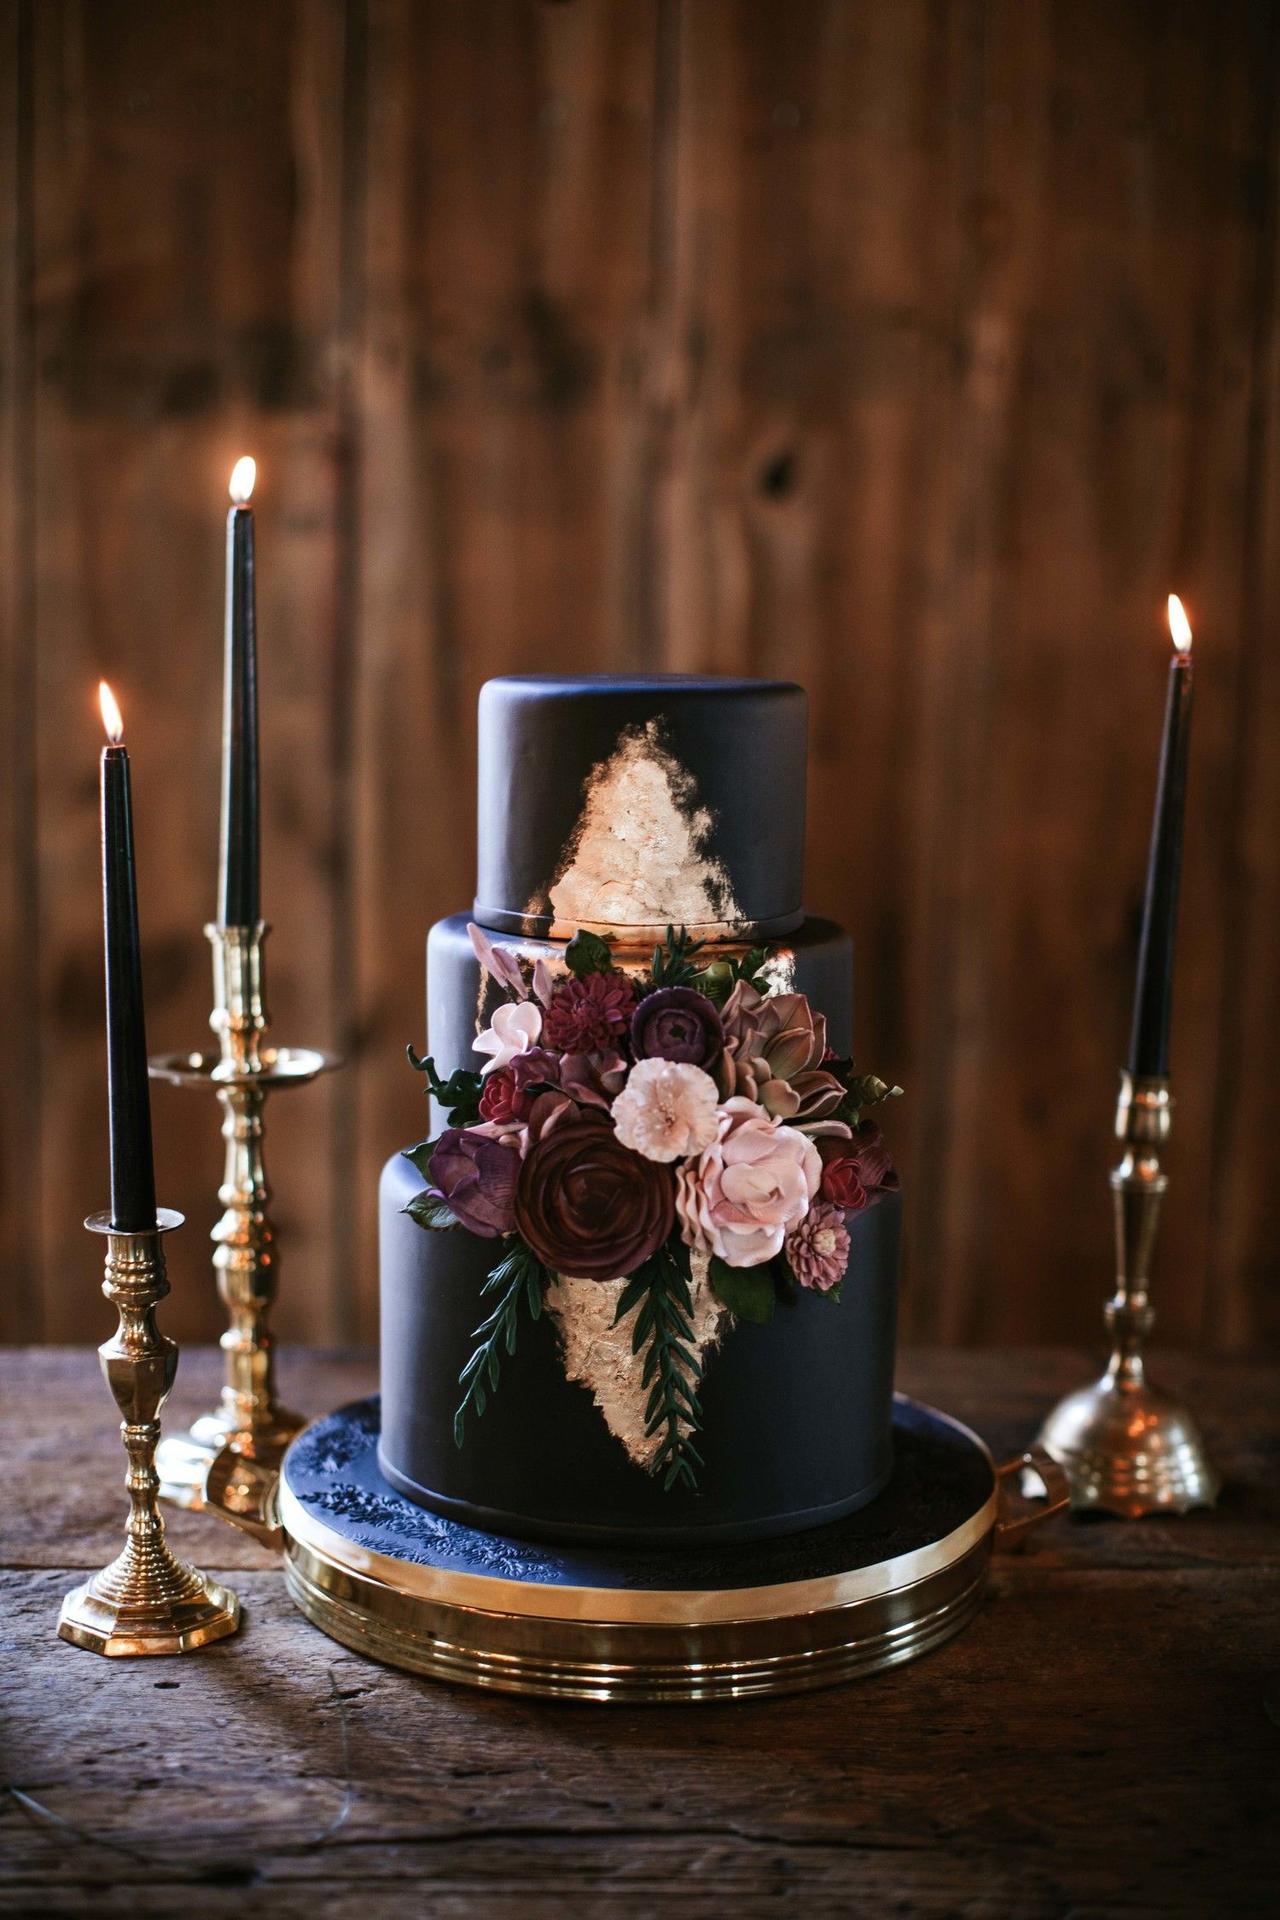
[405, 924, 899, 1490]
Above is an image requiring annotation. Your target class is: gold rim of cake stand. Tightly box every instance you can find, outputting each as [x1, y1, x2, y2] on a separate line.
[281, 1535, 993, 1702]
[273, 1403, 1007, 1701]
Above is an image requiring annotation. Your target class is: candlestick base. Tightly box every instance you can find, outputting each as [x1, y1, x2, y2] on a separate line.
[58, 1555, 240, 1658]
[60, 1208, 242, 1657]
[1037, 1071, 1220, 1517]
[1037, 1371, 1220, 1517]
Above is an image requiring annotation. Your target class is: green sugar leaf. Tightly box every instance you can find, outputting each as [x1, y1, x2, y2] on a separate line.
[401, 1137, 438, 1181]
[452, 1240, 551, 1448]
[565, 928, 615, 978]
[709, 1255, 776, 1324]
[403, 1189, 462, 1232]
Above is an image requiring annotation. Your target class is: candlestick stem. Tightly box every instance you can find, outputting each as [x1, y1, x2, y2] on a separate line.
[1037, 1072, 1219, 1515]
[58, 1210, 240, 1655]
[151, 923, 338, 1509]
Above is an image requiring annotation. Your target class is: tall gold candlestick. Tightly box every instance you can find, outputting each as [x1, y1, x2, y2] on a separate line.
[1037, 1072, 1219, 1514]
[151, 922, 338, 1509]
[58, 1209, 240, 1655]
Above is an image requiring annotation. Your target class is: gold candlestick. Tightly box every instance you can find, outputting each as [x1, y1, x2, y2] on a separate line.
[1037, 1072, 1220, 1515]
[58, 1209, 240, 1655]
[150, 922, 338, 1508]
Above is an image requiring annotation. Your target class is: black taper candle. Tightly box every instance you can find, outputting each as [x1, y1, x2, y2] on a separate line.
[98, 683, 158, 1231]
[1127, 596, 1194, 1079]
[218, 457, 260, 927]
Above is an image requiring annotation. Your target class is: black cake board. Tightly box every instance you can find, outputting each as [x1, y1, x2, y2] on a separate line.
[265, 1396, 1052, 1703]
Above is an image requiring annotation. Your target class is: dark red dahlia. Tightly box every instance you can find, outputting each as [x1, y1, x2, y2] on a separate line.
[542, 971, 637, 1053]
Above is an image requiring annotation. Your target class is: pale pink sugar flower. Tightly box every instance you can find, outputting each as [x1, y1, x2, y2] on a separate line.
[467, 920, 529, 1000]
[676, 1096, 822, 1268]
[473, 999, 543, 1077]
[532, 958, 557, 1007]
[785, 1201, 850, 1293]
[610, 1059, 720, 1164]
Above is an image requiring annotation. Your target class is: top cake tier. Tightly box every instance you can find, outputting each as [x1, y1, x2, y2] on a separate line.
[475, 675, 807, 941]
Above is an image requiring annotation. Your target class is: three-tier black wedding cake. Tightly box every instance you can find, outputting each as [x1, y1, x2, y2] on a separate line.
[379, 675, 901, 1545]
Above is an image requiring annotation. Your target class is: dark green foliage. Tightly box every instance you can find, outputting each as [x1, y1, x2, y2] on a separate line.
[403, 1185, 462, 1232]
[708, 1254, 777, 1324]
[648, 925, 706, 991]
[401, 1138, 436, 1180]
[453, 1241, 549, 1448]
[825, 1059, 903, 1130]
[613, 1239, 705, 1491]
[565, 928, 616, 978]
[405, 1044, 485, 1126]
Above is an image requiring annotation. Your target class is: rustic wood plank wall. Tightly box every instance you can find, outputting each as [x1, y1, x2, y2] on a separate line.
[2, 0, 1277, 1355]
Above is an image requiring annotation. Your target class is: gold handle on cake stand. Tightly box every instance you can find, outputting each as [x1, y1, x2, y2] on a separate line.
[150, 921, 339, 1510]
[992, 1446, 1071, 1549]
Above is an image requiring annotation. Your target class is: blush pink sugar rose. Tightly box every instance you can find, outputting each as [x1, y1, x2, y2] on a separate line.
[675, 1096, 822, 1268]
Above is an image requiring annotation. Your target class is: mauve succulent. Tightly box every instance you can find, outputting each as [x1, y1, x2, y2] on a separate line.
[716, 980, 846, 1128]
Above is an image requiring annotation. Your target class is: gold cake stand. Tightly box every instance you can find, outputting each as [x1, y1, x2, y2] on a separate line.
[202, 1397, 1068, 1704]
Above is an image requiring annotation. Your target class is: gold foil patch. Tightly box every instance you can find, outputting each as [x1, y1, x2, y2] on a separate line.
[545, 722, 741, 938]
[545, 1251, 725, 1470]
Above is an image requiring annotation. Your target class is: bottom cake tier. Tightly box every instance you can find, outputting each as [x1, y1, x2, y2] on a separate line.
[379, 1150, 901, 1547]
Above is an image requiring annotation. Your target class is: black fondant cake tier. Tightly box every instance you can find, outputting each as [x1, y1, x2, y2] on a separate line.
[380, 1154, 900, 1545]
[475, 675, 807, 939]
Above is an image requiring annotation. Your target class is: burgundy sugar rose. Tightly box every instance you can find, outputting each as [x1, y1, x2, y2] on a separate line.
[429, 1127, 520, 1237]
[630, 986, 724, 1070]
[515, 1110, 675, 1279]
[818, 1123, 899, 1211]
[542, 972, 637, 1053]
[478, 1069, 527, 1125]
[480, 1049, 562, 1123]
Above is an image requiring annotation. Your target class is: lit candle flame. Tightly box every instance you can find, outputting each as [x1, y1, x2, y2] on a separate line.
[229, 455, 256, 506]
[98, 680, 124, 745]
[1167, 593, 1193, 654]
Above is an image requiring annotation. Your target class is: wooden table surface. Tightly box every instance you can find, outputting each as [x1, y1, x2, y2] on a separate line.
[1, 1347, 1276, 1917]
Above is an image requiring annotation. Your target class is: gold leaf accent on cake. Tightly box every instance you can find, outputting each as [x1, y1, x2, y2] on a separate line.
[545, 1251, 725, 1469]
[543, 721, 741, 938]
[758, 947, 796, 995]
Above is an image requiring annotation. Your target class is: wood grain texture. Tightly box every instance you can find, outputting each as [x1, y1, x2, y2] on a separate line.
[2, 0, 1279, 1351]
[0, 1347, 1277, 1917]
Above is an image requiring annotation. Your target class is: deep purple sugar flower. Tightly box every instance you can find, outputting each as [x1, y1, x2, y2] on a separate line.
[631, 986, 724, 1070]
[429, 1127, 520, 1237]
[508, 1047, 562, 1094]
